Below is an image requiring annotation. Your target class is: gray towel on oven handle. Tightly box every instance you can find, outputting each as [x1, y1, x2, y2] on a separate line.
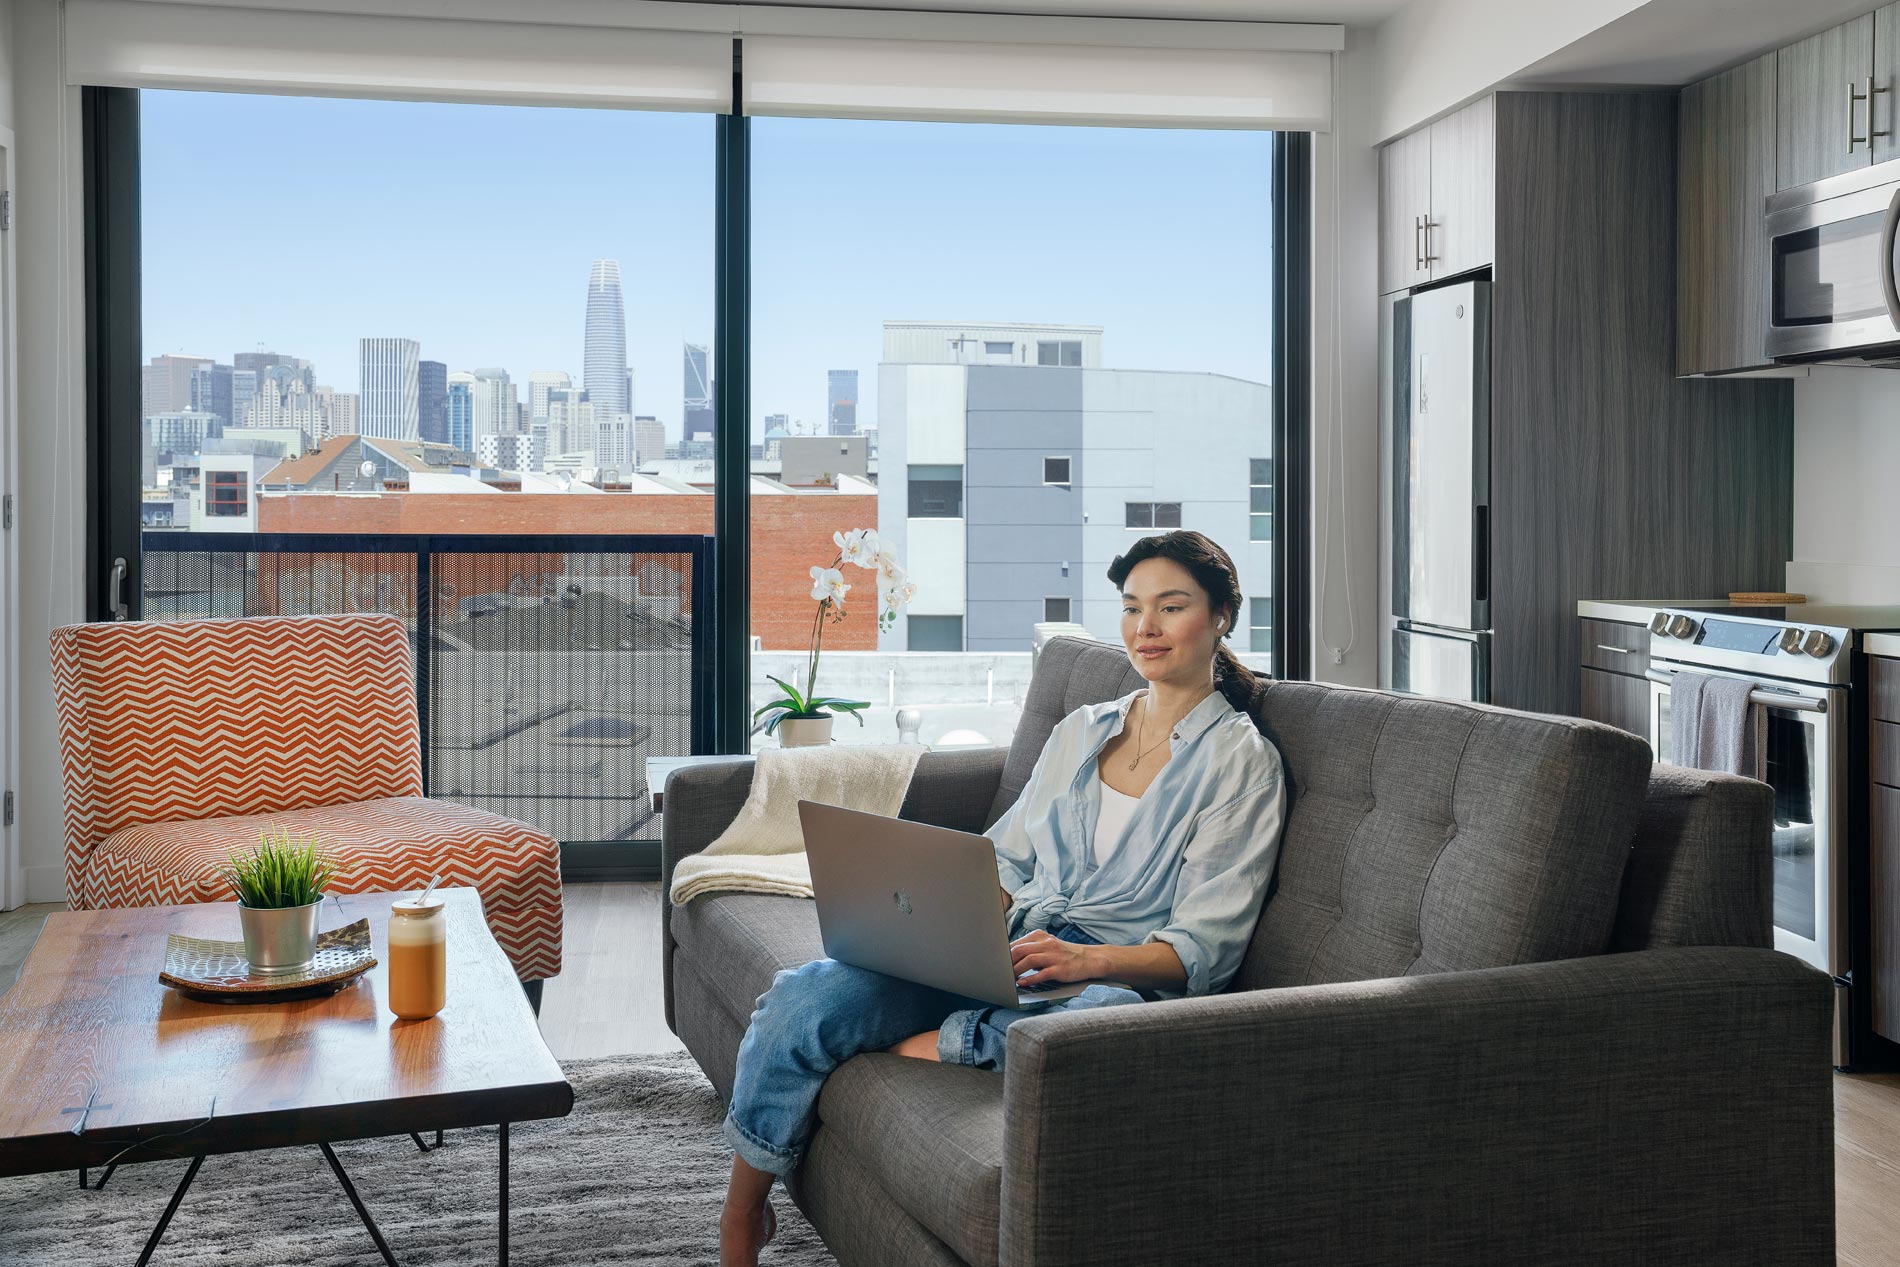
[1670, 671, 1767, 782]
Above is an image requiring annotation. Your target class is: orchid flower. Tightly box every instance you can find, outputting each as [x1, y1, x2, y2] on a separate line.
[832, 528, 881, 569]
[809, 565, 850, 607]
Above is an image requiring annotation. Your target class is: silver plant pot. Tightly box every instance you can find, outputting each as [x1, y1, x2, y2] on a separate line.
[237, 897, 323, 976]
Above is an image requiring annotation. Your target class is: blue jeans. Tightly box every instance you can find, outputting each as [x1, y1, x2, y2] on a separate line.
[723, 921, 1144, 1177]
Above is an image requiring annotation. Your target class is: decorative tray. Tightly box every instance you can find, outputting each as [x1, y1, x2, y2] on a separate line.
[158, 918, 376, 1002]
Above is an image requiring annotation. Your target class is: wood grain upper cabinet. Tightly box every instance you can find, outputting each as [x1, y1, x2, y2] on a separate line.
[1778, 13, 1877, 190]
[1428, 96, 1496, 282]
[1379, 128, 1431, 294]
[1379, 97, 1495, 295]
[1678, 53, 1777, 376]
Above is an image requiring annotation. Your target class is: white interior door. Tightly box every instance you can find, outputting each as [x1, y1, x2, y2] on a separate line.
[0, 134, 18, 912]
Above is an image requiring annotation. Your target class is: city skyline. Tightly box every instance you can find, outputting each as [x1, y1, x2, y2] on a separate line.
[141, 91, 1274, 443]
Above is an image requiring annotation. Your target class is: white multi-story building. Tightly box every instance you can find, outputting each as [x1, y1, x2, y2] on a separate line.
[358, 337, 420, 440]
[190, 454, 279, 531]
[528, 370, 571, 423]
[634, 417, 666, 468]
[877, 320, 1272, 658]
[546, 388, 594, 457]
[595, 416, 635, 474]
[470, 368, 518, 446]
[477, 432, 546, 473]
[314, 387, 359, 439]
[585, 260, 630, 417]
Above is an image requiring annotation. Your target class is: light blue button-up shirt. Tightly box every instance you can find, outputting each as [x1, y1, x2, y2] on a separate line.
[991, 688, 1287, 999]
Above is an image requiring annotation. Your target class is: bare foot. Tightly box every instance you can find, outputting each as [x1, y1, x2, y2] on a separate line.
[719, 1197, 776, 1267]
[887, 1029, 942, 1061]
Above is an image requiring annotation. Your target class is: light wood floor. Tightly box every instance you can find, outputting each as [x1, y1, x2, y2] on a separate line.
[3, 885, 1895, 1261]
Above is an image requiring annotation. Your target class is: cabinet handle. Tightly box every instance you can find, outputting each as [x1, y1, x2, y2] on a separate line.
[1596, 644, 1631, 656]
[1413, 215, 1423, 270]
[1873, 77, 1892, 141]
[1422, 217, 1439, 266]
[1852, 79, 1870, 152]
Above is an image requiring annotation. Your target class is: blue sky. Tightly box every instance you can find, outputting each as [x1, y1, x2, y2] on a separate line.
[143, 91, 1273, 441]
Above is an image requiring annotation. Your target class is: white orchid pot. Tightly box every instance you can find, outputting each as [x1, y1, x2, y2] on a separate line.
[778, 716, 835, 748]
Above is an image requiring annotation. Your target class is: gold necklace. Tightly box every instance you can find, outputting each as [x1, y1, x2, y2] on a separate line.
[1127, 695, 1179, 770]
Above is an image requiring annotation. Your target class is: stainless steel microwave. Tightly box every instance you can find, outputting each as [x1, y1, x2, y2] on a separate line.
[1766, 158, 1900, 363]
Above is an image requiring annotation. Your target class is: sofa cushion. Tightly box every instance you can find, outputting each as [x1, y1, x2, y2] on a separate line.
[990, 637, 1144, 825]
[1235, 681, 1652, 991]
[668, 892, 825, 1027]
[77, 795, 563, 980]
[813, 1054, 1006, 1267]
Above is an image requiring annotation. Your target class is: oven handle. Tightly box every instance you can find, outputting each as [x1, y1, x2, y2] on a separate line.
[1645, 668, 1827, 714]
[1881, 181, 1900, 330]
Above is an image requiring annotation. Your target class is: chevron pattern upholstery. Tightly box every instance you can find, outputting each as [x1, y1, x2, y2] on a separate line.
[50, 613, 562, 982]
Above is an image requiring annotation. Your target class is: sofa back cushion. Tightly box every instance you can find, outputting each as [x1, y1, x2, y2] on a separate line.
[989, 637, 1144, 826]
[1233, 681, 1653, 990]
[50, 613, 424, 902]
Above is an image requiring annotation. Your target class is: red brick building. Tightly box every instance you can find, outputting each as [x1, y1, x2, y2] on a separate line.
[255, 485, 881, 650]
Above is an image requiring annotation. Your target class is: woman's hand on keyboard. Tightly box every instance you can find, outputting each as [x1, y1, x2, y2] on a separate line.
[1009, 930, 1105, 988]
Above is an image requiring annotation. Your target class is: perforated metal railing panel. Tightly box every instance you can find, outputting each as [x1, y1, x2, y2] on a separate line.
[141, 533, 713, 848]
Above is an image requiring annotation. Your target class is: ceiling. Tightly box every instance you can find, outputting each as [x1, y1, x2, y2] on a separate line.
[1515, 0, 1887, 86]
[716, 0, 1410, 24]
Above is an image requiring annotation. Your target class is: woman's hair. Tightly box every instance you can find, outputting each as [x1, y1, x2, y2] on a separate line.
[1106, 530, 1263, 713]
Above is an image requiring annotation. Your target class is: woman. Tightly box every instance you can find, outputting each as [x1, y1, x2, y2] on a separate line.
[718, 530, 1287, 1266]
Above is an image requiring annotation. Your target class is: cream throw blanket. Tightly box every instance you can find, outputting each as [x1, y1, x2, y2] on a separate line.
[667, 743, 927, 905]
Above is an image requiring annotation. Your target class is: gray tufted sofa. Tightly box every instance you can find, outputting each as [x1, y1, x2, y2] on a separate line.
[661, 637, 1835, 1267]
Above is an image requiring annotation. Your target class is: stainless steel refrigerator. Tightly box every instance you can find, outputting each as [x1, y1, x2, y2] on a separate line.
[1389, 278, 1491, 703]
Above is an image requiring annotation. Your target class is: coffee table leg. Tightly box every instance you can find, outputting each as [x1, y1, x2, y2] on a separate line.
[135, 1154, 204, 1267]
[499, 1121, 509, 1267]
[319, 1142, 400, 1267]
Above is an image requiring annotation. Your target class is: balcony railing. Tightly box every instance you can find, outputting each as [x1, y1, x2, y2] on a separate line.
[141, 532, 714, 857]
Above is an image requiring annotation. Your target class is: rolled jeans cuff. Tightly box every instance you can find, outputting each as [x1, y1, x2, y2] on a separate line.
[724, 1110, 801, 1177]
[938, 1007, 984, 1065]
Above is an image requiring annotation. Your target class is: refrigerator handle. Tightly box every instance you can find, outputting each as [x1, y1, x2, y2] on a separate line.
[1472, 505, 1490, 604]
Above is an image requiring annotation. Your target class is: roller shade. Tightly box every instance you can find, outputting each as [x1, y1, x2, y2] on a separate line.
[741, 34, 1333, 132]
[63, 0, 735, 113]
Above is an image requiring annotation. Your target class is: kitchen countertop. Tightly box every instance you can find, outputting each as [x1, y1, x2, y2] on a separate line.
[1867, 633, 1900, 658]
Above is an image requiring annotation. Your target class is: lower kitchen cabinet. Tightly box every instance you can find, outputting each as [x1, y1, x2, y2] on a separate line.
[1580, 664, 1653, 747]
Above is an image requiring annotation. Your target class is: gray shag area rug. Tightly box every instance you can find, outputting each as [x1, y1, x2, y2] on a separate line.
[0, 1052, 839, 1266]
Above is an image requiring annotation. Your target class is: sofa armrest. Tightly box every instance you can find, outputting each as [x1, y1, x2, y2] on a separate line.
[998, 947, 1833, 1267]
[659, 746, 1008, 1031]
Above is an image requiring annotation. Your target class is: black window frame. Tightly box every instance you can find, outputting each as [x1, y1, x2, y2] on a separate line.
[84, 82, 1315, 871]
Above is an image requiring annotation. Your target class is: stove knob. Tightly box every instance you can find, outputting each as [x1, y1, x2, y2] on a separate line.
[1803, 630, 1835, 658]
[1648, 612, 1671, 635]
[1667, 615, 1698, 640]
[1778, 627, 1805, 655]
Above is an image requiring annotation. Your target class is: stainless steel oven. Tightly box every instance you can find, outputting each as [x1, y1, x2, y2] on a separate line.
[1646, 609, 1854, 1066]
[1766, 158, 1900, 362]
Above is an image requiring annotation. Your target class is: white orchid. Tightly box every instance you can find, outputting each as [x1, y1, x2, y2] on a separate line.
[873, 544, 904, 582]
[886, 578, 917, 609]
[809, 565, 850, 608]
[832, 528, 881, 569]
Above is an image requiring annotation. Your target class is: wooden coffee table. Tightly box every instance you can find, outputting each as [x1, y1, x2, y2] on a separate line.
[0, 886, 571, 1264]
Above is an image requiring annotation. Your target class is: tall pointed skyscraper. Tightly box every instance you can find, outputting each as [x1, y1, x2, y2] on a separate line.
[584, 260, 630, 417]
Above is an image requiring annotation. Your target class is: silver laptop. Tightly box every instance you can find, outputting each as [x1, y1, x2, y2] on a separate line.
[799, 799, 1124, 1008]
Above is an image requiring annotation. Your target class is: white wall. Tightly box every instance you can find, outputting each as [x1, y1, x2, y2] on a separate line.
[1369, 0, 1645, 140]
[14, 0, 87, 905]
[1789, 367, 1900, 604]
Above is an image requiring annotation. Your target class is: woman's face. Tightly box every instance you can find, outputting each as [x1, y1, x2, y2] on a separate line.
[1119, 557, 1227, 687]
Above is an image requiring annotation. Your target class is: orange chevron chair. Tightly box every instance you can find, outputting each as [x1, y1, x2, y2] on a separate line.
[50, 612, 562, 987]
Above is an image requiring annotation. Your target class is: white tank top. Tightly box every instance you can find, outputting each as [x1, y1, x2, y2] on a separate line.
[1094, 775, 1141, 866]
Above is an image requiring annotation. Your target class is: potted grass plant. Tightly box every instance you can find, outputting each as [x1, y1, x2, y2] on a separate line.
[219, 826, 339, 976]
[754, 528, 916, 747]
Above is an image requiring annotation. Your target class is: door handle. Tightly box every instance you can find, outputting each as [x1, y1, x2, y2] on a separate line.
[108, 556, 129, 621]
[1872, 76, 1892, 142]
[1413, 215, 1423, 271]
[1422, 217, 1439, 266]
[1471, 505, 1489, 605]
[1879, 183, 1900, 330]
[1851, 79, 1868, 152]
